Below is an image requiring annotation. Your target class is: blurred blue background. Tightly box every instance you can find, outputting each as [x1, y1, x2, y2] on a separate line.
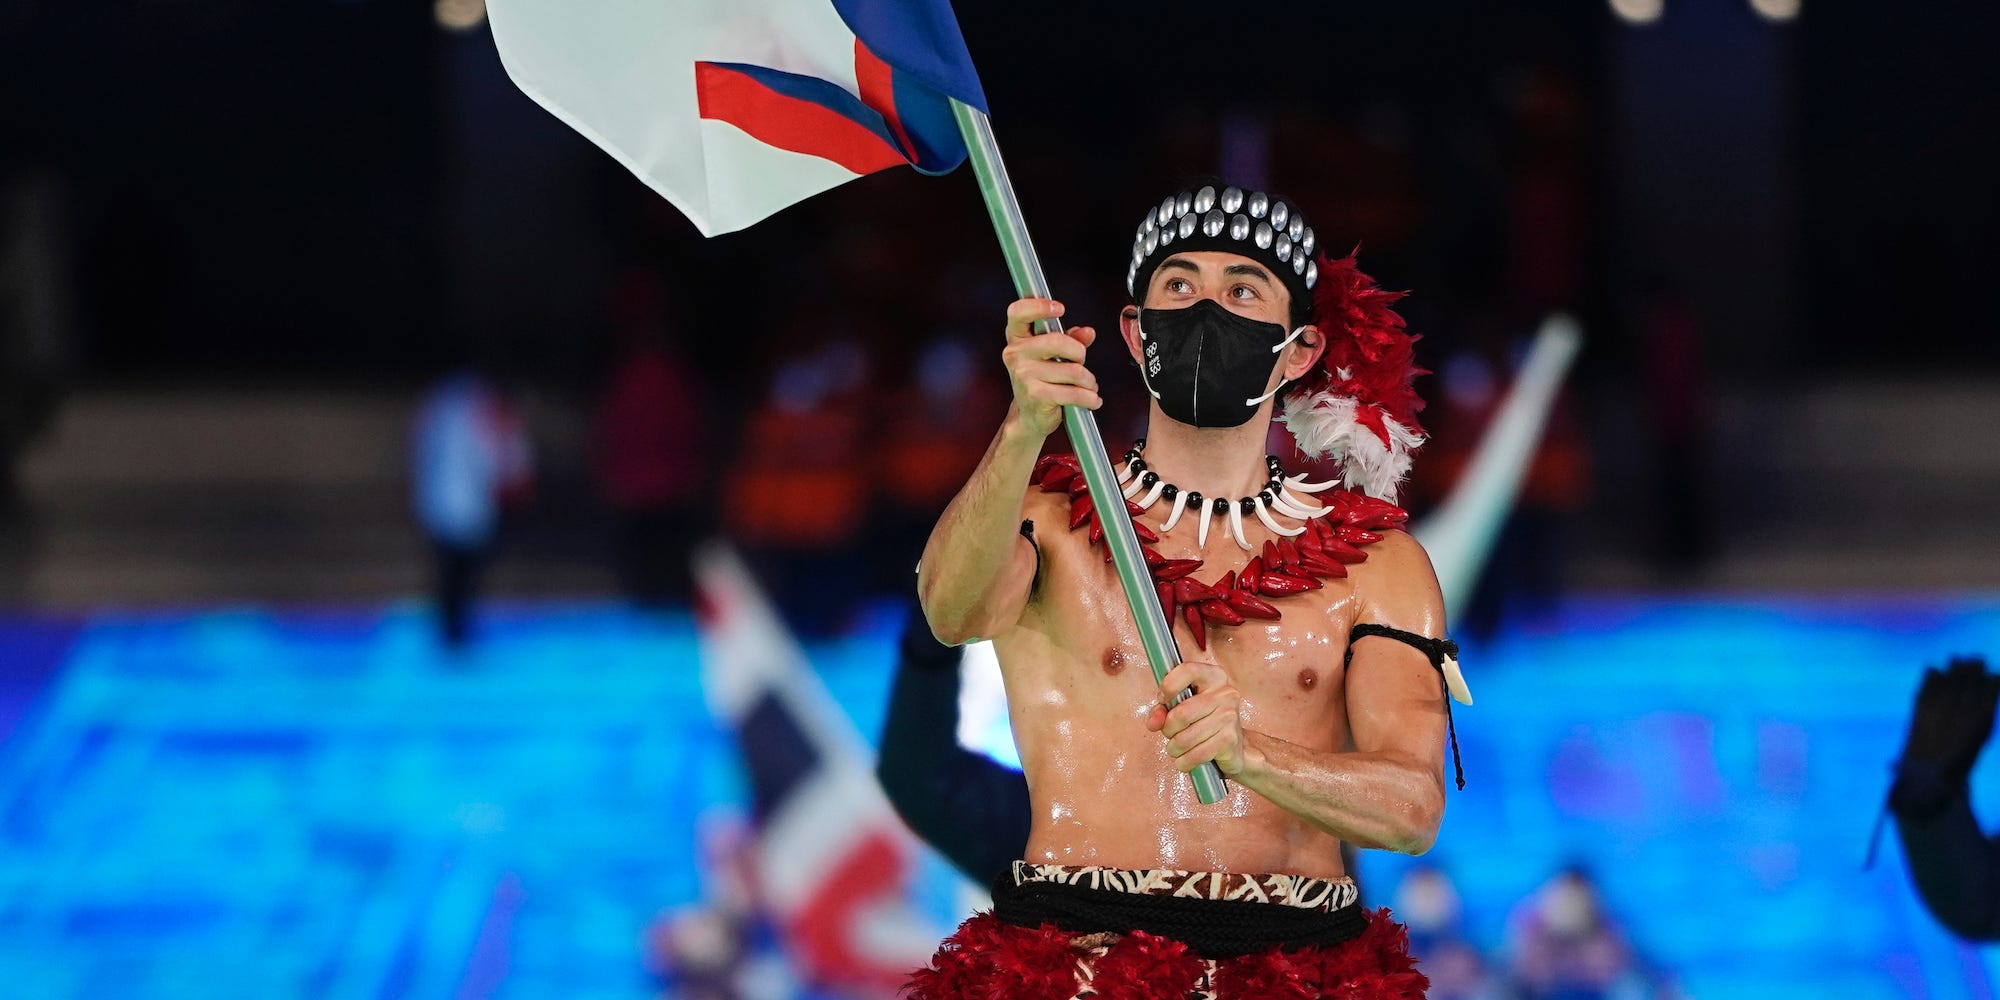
[0, 595, 1993, 997]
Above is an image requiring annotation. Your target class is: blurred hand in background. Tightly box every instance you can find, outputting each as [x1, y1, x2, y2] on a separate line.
[1900, 657, 2000, 781]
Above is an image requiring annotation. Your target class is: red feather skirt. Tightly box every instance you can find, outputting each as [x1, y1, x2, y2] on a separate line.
[904, 905, 1429, 1000]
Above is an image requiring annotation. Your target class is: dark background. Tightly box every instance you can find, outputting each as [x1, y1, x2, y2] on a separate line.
[1, 0, 1997, 609]
[6, 0, 1995, 377]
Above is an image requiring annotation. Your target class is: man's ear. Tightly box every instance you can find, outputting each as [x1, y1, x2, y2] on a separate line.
[1282, 325, 1325, 382]
[1119, 305, 1144, 365]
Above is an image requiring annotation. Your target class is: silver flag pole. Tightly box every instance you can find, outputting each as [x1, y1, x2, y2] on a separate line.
[949, 100, 1225, 805]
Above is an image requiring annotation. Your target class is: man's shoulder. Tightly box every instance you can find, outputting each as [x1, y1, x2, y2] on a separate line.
[1019, 486, 1078, 541]
[1358, 528, 1432, 570]
[1348, 529, 1445, 623]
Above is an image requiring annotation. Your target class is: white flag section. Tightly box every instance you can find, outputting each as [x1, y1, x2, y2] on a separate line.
[489, 1, 887, 236]
[691, 544, 940, 991]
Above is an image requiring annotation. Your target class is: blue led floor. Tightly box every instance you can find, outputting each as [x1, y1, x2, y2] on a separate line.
[1361, 595, 2000, 1000]
[0, 595, 1993, 999]
[0, 604, 747, 999]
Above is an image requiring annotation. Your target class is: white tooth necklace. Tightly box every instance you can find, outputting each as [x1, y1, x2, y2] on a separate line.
[1114, 439, 1340, 551]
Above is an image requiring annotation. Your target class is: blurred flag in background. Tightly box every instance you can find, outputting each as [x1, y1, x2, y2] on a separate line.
[692, 546, 939, 993]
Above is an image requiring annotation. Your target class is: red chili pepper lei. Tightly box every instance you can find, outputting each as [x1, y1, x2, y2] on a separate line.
[1320, 538, 1369, 564]
[1173, 578, 1219, 605]
[1199, 600, 1246, 626]
[1276, 537, 1302, 570]
[1183, 603, 1207, 649]
[1335, 524, 1383, 546]
[1069, 494, 1096, 530]
[1033, 452, 1407, 647]
[1223, 590, 1282, 620]
[1257, 572, 1315, 598]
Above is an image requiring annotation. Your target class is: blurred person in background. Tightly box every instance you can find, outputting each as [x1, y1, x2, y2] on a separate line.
[1506, 867, 1648, 1000]
[1636, 283, 1710, 573]
[593, 268, 707, 609]
[644, 810, 821, 1000]
[410, 366, 534, 648]
[1888, 656, 2000, 941]
[1392, 866, 1503, 1000]
[1500, 67, 1587, 323]
[875, 601, 1031, 885]
[0, 163, 70, 515]
[723, 332, 871, 637]
[868, 338, 1004, 595]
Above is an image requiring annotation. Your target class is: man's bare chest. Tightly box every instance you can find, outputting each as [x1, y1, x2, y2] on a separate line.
[1028, 557, 1355, 715]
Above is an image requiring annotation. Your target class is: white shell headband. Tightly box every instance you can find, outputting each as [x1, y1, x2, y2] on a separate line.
[1126, 183, 1319, 309]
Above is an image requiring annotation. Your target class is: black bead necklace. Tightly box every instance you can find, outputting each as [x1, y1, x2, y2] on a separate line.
[1119, 439, 1287, 518]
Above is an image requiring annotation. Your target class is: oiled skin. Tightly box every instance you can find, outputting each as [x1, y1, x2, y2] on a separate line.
[996, 488, 1447, 878]
[919, 256, 1449, 881]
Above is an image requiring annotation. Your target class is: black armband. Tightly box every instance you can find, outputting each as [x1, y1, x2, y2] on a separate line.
[1346, 623, 1466, 791]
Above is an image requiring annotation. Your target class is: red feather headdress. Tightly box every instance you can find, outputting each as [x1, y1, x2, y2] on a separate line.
[1279, 250, 1429, 502]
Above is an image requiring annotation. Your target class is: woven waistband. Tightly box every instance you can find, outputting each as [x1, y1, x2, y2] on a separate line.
[995, 862, 1365, 958]
[1011, 862, 1359, 911]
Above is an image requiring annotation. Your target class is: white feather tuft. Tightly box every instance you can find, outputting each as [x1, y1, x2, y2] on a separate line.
[1278, 390, 1427, 502]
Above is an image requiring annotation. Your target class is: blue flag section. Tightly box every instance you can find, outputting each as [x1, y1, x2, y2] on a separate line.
[834, 0, 987, 171]
[833, 0, 988, 114]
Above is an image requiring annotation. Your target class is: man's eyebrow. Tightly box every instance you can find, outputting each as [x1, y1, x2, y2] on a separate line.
[1158, 258, 1201, 274]
[1222, 262, 1275, 285]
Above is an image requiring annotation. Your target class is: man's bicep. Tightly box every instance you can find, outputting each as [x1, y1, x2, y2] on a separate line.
[1345, 639, 1448, 766]
[920, 490, 1044, 645]
[1344, 531, 1450, 766]
[978, 524, 1041, 636]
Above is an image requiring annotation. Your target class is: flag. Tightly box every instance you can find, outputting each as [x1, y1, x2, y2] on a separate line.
[487, 0, 988, 236]
[690, 544, 940, 991]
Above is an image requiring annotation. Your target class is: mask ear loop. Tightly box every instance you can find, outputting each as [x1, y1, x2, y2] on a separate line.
[1269, 325, 1308, 354]
[1136, 311, 1163, 400]
[1244, 326, 1310, 406]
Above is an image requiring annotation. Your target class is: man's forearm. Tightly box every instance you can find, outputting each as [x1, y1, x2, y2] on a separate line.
[917, 416, 1044, 644]
[1236, 730, 1445, 855]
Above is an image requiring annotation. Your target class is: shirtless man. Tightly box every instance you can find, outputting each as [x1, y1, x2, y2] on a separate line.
[905, 184, 1462, 999]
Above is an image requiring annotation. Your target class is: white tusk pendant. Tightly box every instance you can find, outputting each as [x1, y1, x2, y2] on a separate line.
[1442, 655, 1474, 706]
[1117, 459, 1137, 485]
[1161, 488, 1191, 532]
[1138, 478, 1168, 509]
[1284, 474, 1339, 494]
[1252, 496, 1305, 536]
[1226, 501, 1251, 550]
[1123, 475, 1146, 499]
[1278, 487, 1333, 519]
[1269, 494, 1315, 519]
[1196, 502, 1214, 549]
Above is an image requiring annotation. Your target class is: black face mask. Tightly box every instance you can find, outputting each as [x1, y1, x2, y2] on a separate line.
[1137, 298, 1304, 428]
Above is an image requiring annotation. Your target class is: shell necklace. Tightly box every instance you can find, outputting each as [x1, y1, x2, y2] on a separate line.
[1114, 439, 1344, 550]
[1029, 449, 1410, 651]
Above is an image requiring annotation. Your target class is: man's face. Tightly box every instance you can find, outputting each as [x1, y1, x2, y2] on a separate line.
[1119, 249, 1323, 400]
[1141, 250, 1293, 327]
